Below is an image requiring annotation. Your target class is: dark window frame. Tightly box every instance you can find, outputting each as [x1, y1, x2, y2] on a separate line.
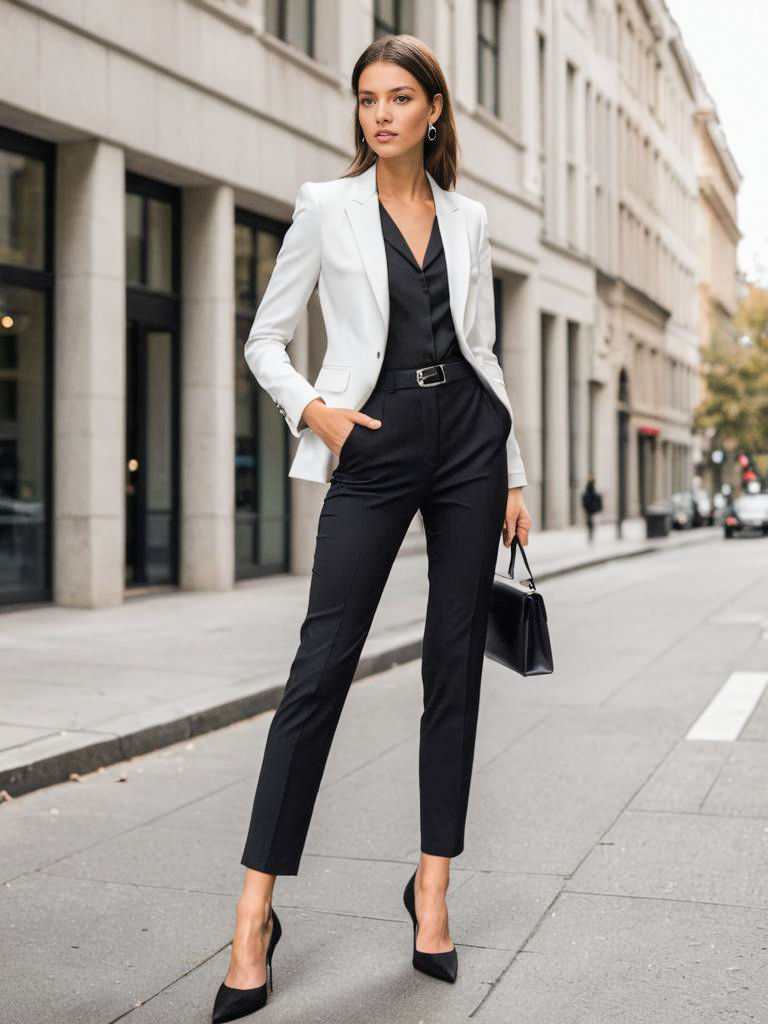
[0, 125, 55, 608]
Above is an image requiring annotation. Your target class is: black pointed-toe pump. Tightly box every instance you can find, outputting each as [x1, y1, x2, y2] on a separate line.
[211, 907, 282, 1023]
[403, 868, 458, 983]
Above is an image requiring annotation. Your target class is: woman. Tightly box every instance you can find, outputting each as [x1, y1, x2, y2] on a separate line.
[212, 33, 532, 1022]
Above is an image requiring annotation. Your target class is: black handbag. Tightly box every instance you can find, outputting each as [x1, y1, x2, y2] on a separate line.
[485, 535, 554, 676]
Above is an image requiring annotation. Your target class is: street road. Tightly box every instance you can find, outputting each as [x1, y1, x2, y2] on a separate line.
[1, 534, 767, 1023]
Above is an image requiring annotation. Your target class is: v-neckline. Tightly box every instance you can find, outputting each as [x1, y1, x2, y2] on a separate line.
[378, 200, 438, 271]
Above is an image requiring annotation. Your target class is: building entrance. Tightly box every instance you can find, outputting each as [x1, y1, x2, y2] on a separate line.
[125, 321, 179, 586]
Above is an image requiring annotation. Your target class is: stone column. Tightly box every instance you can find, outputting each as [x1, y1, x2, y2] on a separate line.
[518, 0, 541, 198]
[505, 275, 540, 521]
[453, 0, 477, 108]
[569, 321, 591, 525]
[545, 314, 570, 528]
[592, 380, 613, 519]
[180, 185, 235, 591]
[54, 140, 125, 608]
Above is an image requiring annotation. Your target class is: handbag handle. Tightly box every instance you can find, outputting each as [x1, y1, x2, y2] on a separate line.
[507, 535, 537, 589]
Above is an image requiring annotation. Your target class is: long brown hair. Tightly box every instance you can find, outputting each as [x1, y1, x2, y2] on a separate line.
[342, 34, 460, 190]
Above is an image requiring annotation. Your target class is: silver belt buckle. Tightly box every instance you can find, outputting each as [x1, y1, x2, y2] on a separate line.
[416, 363, 446, 387]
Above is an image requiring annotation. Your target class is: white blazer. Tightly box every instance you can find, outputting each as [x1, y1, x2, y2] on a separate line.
[244, 161, 528, 489]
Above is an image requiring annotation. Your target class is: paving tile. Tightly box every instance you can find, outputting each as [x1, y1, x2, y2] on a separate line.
[629, 739, 734, 814]
[0, 749, 245, 883]
[0, 721, 58, 753]
[121, 905, 511, 1024]
[455, 707, 675, 874]
[701, 742, 768, 817]
[565, 809, 768, 908]
[446, 868, 564, 952]
[0, 871, 233, 1024]
[470, 891, 767, 1024]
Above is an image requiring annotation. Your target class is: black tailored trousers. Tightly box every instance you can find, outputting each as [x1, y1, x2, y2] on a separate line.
[241, 362, 512, 875]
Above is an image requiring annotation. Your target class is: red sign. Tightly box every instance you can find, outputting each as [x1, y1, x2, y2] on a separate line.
[637, 426, 661, 437]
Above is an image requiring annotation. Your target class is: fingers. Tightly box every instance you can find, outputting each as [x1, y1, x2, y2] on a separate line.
[514, 509, 531, 545]
[356, 413, 382, 428]
[503, 508, 532, 547]
[506, 520, 527, 546]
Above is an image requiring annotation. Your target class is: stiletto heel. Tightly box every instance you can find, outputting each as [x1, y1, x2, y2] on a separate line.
[403, 868, 458, 983]
[211, 907, 282, 1023]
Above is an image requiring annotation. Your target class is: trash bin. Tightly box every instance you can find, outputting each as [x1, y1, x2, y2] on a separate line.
[645, 503, 672, 538]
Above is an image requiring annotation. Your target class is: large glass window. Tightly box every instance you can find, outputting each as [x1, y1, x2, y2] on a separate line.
[477, 0, 501, 116]
[234, 212, 291, 579]
[374, 0, 414, 36]
[0, 150, 45, 269]
[0, 129, 53, 606]
[126, 191, 173, 291]
[264, 0, 314, 57]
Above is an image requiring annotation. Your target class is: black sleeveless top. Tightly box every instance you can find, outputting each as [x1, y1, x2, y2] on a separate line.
[378, 200, 466, 371]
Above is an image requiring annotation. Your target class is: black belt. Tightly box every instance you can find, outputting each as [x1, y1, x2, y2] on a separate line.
[373, 359, 475, 391]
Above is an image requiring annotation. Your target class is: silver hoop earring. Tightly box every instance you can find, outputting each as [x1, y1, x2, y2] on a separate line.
[427, 122, 437, 141]
[359, 129, 365, 145]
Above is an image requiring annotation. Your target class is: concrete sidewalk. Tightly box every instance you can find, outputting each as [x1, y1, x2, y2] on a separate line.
[0, 517, 717, 799]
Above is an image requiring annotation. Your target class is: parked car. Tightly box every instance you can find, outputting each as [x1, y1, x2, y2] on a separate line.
[692, 490, 715, 526]
[712, 491, 730, 526]
[670, 491, 698, 529]
[723, 493, 768, 539]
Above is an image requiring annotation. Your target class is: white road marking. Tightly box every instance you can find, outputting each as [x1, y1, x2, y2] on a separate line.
[686, 671, 768, 741]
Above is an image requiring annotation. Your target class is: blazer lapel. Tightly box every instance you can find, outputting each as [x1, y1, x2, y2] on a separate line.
[344, 162, 471, 345]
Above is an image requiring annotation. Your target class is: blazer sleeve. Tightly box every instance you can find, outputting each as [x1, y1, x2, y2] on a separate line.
[476, 204, 528, 489]
[243, 181, 325, 438]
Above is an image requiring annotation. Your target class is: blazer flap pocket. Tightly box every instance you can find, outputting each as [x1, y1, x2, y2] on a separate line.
[315, 364, 351, 392]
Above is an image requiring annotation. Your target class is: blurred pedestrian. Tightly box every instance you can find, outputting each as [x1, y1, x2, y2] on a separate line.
[581, 474, 603, 543]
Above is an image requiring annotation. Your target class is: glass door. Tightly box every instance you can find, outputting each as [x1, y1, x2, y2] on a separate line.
[125, 172, 180, 589]
[125, 322, 178, 585]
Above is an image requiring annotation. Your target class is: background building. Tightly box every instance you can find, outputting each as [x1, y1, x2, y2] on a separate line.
[0, 0, 739, 609]
[690, 65, 742, 493]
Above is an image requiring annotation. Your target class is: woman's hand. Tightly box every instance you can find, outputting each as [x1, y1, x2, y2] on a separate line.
[502, 487, 532, 547]
[302, 398, 382, 456]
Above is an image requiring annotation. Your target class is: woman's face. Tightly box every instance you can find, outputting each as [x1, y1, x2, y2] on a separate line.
[358, 60, 442, 157]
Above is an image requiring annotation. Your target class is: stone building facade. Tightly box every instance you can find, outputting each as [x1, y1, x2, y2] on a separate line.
[690, 65, 742, 490]
[0, 0, 738, 608]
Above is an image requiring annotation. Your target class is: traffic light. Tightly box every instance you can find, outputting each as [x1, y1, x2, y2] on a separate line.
[738, 454, 763, 493]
